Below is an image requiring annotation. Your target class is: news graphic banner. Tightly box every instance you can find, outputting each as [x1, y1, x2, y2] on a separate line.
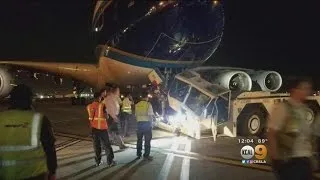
[239, 138, 268, 164]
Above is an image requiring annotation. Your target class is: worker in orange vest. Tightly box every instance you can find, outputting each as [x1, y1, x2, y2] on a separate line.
[87, 92, 116, 167]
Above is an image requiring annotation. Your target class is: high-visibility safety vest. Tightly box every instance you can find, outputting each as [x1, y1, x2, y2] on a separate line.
[0, 110, 48, 180]
[87, 102, 108, 130]
[135, 100, 150, 122]
[122, 97, 132, 114]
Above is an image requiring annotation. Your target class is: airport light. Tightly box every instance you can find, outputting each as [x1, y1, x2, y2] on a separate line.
[159, 1, 164, 6]
[33, 73, 38, 79]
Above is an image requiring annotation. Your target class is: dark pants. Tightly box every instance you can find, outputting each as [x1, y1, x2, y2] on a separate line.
[92, 128, 114, 164]
[272, 157, 312, 180]
[121, 112, 131, 136]
[136, 121, 152, 157]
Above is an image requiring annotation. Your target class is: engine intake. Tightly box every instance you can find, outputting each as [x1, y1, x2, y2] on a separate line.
[251, 71, 282, 92]
[215, 71, 252, 91]
[0, 67, 14, 98]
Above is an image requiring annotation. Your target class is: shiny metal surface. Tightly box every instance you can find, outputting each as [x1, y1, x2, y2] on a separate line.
[93, 0, 224, 64]
[0, 67, 13, 98]
[0, 55, 153, 90]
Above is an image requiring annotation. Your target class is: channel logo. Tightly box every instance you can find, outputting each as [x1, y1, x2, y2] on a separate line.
[240, 145, 254, 159]
[240, 145, 267, 164]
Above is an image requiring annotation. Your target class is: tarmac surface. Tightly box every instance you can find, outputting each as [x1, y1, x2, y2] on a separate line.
[2, 100, 320, 180]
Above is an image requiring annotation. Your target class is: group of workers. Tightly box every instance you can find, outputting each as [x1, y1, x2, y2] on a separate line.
[0, 83, 155, 179]
[86, 83, 154, 166]
[2, 77, 320, 180]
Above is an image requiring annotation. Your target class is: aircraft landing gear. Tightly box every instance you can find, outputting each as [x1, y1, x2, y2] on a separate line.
[71, 80, 87, 105]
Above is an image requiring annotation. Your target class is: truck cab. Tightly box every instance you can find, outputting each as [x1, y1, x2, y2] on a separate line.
[156, 69, 320, 140]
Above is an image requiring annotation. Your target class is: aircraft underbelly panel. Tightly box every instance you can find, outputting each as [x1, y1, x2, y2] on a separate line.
[100, 56, 153, 85]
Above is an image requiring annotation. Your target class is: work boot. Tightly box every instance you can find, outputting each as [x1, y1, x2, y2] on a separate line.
[95, 161, 103, 167]
[143, 156, 153, 161]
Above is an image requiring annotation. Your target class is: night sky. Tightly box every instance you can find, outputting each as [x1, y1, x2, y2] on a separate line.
[0, 1, 319, 85]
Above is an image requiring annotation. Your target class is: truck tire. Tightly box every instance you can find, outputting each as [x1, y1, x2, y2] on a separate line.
[239, 110, 265, 136]
[305, 107, 315, 125]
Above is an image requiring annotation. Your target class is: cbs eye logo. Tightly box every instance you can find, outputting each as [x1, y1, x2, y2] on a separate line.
[240, 145, 267, 160]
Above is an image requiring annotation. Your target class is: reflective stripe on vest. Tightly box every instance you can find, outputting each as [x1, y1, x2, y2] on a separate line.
[1, 156, 45, 167]
[135, 101, 149, 122]
[122, 98, 132, 113]
[0, 110, 48, 179]
[0, 113, 41, 152]
[87, 102, 108, 129]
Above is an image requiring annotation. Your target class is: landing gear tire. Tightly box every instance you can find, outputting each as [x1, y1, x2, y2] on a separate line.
[239, 110, 265, 136]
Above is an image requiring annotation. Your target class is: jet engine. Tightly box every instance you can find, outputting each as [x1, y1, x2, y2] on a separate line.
[251, 71, 282, 92]
[0, 67, 14, 98]
[215, 71, 252, 91]
[52, 76, 63, 85]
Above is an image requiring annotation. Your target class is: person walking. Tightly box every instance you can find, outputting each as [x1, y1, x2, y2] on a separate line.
[268, 77, 319, 180]
[87, 92, 116, 167]
[0, 84, 57, 180]
[104, 85, 126, 149]
[135, 91, 154, 160]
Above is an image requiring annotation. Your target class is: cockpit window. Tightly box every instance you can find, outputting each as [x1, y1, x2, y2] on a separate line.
[169, 78, 190, 102]
[185, 87, 211, 116]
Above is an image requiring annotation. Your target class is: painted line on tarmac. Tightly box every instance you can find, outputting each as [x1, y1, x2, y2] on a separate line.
[52, 132, 320, 179]
[180, 137, 191, 180]
[158, 137, 179, 180]
[55, 131, 175, 144]
[56, 139, 82, 151]
[55, 139, 78, 148]
[124, 142, 320, 179]
[55, 132, 92, 141]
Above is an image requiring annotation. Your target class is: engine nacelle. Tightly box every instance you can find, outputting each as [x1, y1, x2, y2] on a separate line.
[0, 67, 14, 98]
[251, 71, 282, 92]
[52, 76, 63, 85]
[215, 71, 252, 91]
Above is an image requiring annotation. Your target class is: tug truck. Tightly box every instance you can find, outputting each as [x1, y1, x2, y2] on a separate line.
[154, 69, 320, 139]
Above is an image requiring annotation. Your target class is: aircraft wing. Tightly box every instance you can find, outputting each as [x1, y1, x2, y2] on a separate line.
[0, 51, 157, 98]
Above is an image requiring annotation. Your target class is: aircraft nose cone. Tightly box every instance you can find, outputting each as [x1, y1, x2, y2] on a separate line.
[92, 0, 224, 64]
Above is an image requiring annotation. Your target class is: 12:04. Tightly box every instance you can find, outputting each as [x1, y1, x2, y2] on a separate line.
[238, 139, 254, 144]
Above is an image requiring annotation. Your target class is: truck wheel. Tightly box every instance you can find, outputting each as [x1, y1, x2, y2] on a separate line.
[305, 107, 315, 124]
[239, 110, 265, 136]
